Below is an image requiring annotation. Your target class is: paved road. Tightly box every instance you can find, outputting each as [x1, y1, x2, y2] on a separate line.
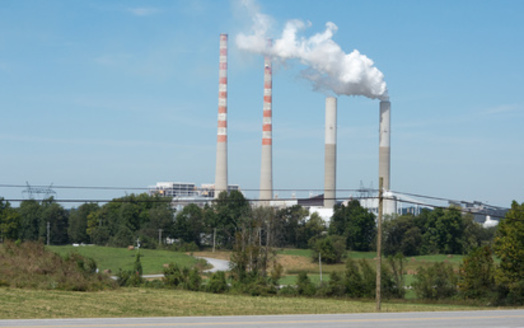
[112, 257, 230, 280]
[197, 257, 230, 272]
[1, 310, 523, 328]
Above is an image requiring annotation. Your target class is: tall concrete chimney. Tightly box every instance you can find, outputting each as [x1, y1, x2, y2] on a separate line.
[379, 100, 391, 191]
[214, 34, 228, 197]
[324, 97, 337, 208]
[259, 44, 273, 204]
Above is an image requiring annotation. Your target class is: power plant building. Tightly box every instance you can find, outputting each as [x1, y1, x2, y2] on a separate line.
[150, 182, 239, 202]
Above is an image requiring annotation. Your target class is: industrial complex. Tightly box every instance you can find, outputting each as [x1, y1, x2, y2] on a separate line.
[147, 34, 502, 226]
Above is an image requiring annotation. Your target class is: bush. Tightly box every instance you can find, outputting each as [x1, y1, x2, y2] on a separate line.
[309, 235, 346, 264]
[497, 280, 524, 306]
[163, 263, 202, 291]
[116, 251, 144, 287]
[412, 262, 457, 299]
[168, 241, 200, 252]
[163, 263, 185, 288]
[65, 252, 98, 274]
[269, 261, 283, 286]
[185, 268, 202, 291]
[206, 271, 228, 293]
[133, 252, 143, 276]
[296, 271, 316, 296]
[342, 258, 403, 299]
[278, 285, 297, 296]
[344, 258, 364, 297]
[387, 253, 406, 299]
[0, 241, 116, 291]
[459, 246, 496, 300]
[116, 269, 143, 287]
[317, 271, 345, 297]
[493, 201, 524, 305]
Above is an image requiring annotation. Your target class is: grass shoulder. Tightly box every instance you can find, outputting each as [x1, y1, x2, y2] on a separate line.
[0, 287, 499, 319]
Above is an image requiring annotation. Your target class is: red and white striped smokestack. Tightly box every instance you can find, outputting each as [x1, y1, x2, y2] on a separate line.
[214, 34, 228, 197]
[324, 97, 337, 208]
[379, 100, 391, 191]
[259, 40, 273, 204]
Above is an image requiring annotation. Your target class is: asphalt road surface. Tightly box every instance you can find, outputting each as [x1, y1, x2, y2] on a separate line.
[198, 257, 230, 272]
[1, 310, 524, 328]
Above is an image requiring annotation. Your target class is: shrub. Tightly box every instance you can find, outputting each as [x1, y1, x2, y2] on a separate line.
[0, 241, 116, 291]
[163, 263, 202, 291]
[116, 269, 143, 287]
[344, 258, 364, 297]
[412, 262, 457, 299]
[309, 235, 346, 264]
[65, 252, 98, 274]
[459, 246, 496, 300]
[269, 261, 283, 286]
[169, 241, 200, 252]
[296, 271, 316, 296]
[133, 252, 143, 276]
[185, 268, 202, 291]
[206, 271, 228, 293]
[342, 258, 403, 299]
[278, 285, 297, 296]
[386, 253, 406, 299]
[493, 201, 524, 305]
[163, 263, 185, 288]
[320, 271, 345, 297]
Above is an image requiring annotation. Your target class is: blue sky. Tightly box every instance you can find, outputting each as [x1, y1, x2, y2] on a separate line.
[0, 0, 523, 208]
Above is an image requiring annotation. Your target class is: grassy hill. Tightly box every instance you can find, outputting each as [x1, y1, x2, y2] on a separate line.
[48, 245, 199, 275]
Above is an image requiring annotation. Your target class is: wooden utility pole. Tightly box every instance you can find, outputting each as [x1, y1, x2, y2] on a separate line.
[376, 177, 384, 311]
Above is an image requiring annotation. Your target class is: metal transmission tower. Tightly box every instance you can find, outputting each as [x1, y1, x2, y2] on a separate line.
[22, 182, 57, 200]
[357, 180, 374, 200]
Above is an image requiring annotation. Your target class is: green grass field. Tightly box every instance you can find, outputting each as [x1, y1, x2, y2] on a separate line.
[276, 248, 313, 257]
[2, 246, 520, 320]
[47, 245, 198, 275]
[47, 246, 467, 277]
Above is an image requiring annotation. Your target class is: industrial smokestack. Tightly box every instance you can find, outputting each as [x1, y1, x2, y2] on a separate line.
[259, 42, 273, 205]
[379, 100, 391, 191]
[214, 34, 228, 198]
[324, 97, 337, 208]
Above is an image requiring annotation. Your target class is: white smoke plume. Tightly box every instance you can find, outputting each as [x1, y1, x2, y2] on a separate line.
[236, 3, 389, 100]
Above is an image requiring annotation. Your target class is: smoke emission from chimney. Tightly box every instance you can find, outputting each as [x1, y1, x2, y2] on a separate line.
[236, 4, 388, 100]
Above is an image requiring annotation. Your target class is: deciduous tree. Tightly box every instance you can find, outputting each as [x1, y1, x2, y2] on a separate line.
[493, 201, 524, 304]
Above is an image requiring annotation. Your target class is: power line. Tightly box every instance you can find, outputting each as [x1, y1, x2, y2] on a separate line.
[0, 183, 510, 208]
[1, 194, 519, 221]
[0, 182, 518, 219]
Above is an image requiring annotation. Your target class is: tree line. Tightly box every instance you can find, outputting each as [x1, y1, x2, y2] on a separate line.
[1, 192, 523, 304]
[0, 192, 495, 256]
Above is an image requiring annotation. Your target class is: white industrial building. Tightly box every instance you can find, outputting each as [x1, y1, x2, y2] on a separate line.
[149, 182, 240, 210]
